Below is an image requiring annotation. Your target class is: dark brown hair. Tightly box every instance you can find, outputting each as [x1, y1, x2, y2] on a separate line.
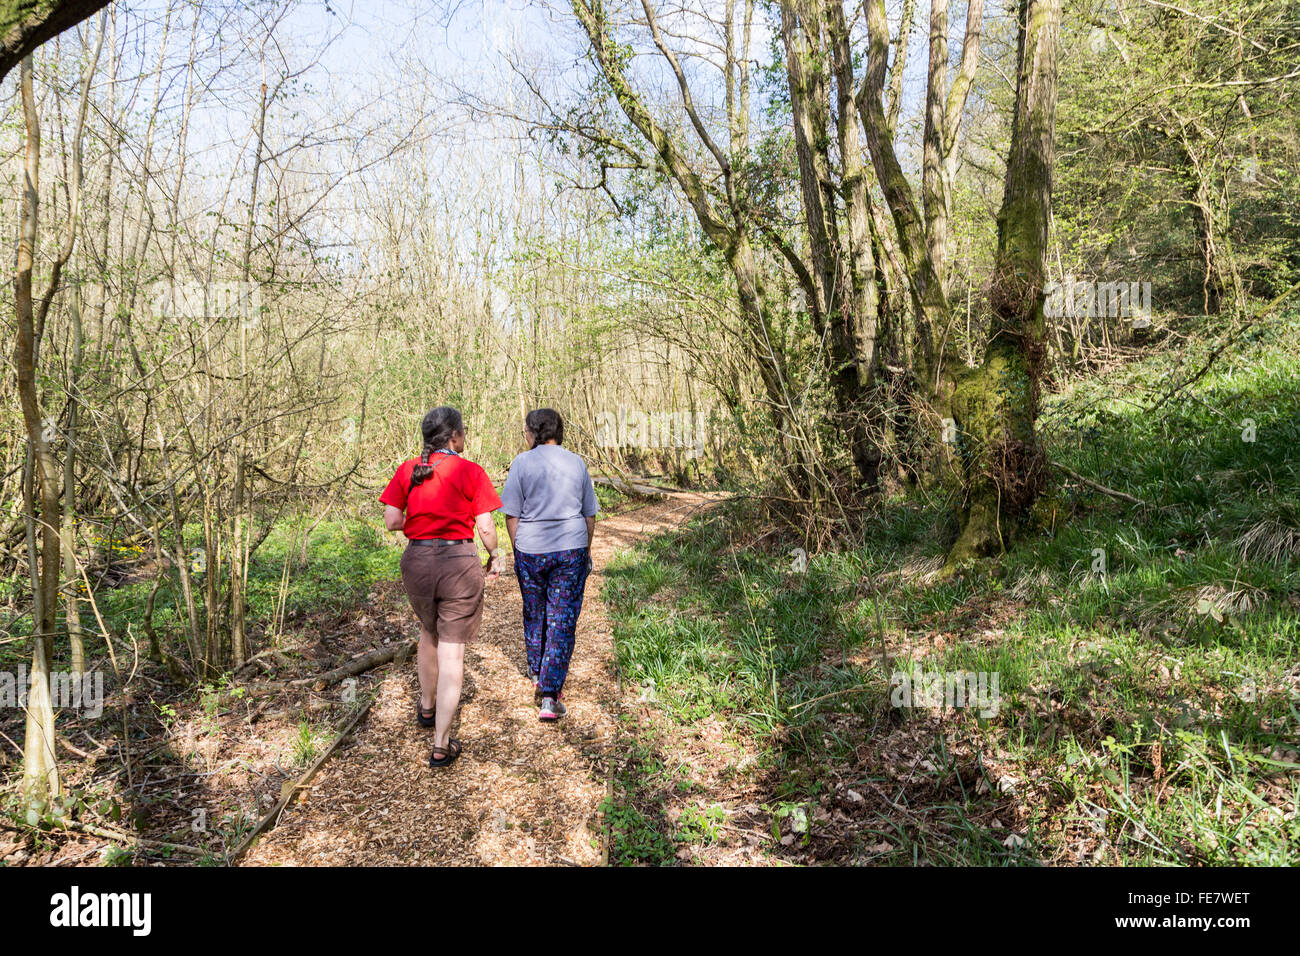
[525, 407, 563, 447]
[411, 406, 463, 490]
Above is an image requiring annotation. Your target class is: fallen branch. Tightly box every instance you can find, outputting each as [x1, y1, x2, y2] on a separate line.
[57, 734, 95, 759]
[1052, 461, 1148, 507]
[45, 820, 206, 858]
[304, 639, 416, 689]
[229, 639, 416, 698]
[592, 475, 668, 498]
[232, 647, 296, 679]
[227, 691, 378, 864]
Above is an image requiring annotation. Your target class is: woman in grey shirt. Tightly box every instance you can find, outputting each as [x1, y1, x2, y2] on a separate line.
[500, 409, 599, 721]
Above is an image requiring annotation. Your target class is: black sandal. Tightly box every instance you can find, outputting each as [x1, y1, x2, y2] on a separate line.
[429, 739, 462, 768]
[416, 702, 436, 728]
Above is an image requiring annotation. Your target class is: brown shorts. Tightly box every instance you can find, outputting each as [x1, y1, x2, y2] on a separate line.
[400, 541, 485, 643]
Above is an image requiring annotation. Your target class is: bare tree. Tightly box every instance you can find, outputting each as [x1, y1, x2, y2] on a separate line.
[11, 7, 103, 807]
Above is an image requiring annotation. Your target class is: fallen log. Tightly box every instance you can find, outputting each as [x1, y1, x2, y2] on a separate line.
[592, 475, 669, 497]
[229, 639, 416, 699]
[303, 639, 417, 688]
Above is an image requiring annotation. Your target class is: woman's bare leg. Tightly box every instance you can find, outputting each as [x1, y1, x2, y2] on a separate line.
[417, 625, 438, 713]
[433, 640, 465, 750]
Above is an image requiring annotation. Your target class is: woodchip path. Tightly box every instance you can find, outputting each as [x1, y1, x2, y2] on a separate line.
[240, 492, 718, 866]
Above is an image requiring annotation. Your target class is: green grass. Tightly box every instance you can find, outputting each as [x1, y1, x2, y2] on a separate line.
[602, 311, 1300, 865]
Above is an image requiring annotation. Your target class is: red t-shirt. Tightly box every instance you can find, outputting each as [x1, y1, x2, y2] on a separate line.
[379, 454, 502, 540]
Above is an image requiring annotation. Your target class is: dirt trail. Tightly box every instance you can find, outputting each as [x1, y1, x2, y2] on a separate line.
[241, 492, 718, 866]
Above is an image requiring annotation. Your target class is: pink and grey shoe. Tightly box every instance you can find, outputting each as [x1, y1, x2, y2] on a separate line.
[538, 696, 567, 721]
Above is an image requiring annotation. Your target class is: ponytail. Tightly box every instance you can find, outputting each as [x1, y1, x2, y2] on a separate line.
[410, 444, 435, 490]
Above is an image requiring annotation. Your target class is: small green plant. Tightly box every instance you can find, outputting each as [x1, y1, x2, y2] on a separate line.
[601, 795, 675, 865]
[675, 804, 727, 845]
[99, 844, 133, 867]
[293, 721, 319, 766]
[769, 801, 811, 848]
[198, 682, 224, 735]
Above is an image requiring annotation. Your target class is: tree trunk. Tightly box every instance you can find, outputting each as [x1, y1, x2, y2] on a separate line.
[57, 13, 101, 678]
[0, 0, 110, 83]
[230, 453, 247, 668]
[230, 77, 267, 672]
[780, 0, 882, 491]
[946, 0, 1059, 567]
[859, 0, 984, 482]
[63, 287, 84, 677]
[12, 54, 60, 811]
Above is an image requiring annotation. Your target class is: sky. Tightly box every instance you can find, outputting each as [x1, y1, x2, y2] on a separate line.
[0, 0, 1016, 291]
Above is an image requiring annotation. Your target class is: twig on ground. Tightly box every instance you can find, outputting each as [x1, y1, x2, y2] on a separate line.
[1052, 461, 1148, 507]
[45, 820, 206, 858]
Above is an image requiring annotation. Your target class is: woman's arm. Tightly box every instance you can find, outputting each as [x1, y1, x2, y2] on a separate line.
[475, 512, 501, 579]
[580, 468, 598, 549]
[505, 515, 519, 547]
[384, 505, 405, 533]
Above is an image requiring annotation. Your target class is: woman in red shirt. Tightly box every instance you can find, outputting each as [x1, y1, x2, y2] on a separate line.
[380, 406, 503, 768]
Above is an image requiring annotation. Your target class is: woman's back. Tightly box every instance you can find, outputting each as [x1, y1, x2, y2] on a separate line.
[381, 453, 499, 541]
[500, 444, 598, 554]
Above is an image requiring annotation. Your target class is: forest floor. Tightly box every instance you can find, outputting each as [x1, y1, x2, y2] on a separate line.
[240, 490, 734, 866]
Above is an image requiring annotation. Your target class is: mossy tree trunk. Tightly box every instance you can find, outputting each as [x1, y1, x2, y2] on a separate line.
[780, 0, 883, 491]
[946, 0, 1059, 567]
[0, 0, 110, 83]
[858, 0, 984, 483]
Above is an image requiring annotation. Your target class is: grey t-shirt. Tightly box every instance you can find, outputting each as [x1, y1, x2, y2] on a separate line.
[500, 443, 599, 554]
